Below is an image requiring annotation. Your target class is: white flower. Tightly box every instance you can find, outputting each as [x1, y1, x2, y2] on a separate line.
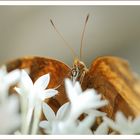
[51, 118, 93, 135]
[40, 79, 108, 135]
[39, 102, 70, 134]
[15, 70, 58, 108]
[0, 65, 21, 102]
[65, 78, 108, 120]
[15, 70, 58, 134]
[40, 102, 94, 134]
[50, 110, 106, 135]
[104, 111, 140, 134]
[0, 95, 20, 134]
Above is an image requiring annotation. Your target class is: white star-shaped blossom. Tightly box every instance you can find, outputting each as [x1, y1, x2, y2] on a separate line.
[51, 116, 94, 134]
[39, 102, 70, 134]
[15, 70, 58, 134]
[15, 70, 58, 108]
[0, 95, 21, 134]
[104, 111, 140, 134]
[40, 102, 96, 134]
[40, 78, 108, 134]
[65, 78, 108, 120]
[0, 65, 21, 102]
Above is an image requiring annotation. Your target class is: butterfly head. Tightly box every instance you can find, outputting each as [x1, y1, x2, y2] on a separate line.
[50, 14, 90, 83]
[71, 58, 87, 83]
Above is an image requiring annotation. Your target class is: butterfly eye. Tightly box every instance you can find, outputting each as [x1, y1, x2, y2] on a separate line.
[71, 67, 79, 78]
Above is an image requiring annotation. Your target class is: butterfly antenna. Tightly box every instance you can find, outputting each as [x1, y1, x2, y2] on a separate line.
[80, 13, 90, 60]
[50, 19, 77, 60]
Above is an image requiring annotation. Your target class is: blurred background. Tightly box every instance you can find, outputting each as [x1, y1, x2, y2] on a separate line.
[0, 6, 140, 74]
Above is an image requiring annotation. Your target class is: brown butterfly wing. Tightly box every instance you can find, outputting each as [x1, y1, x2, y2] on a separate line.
[6, 56, 71, 112]
[82, 56, 140, 118]
[7, 56, 140, 119]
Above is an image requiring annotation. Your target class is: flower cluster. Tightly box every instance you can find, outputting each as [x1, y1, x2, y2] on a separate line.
[40, 79, 108, 134]
[0, 65, 140, 135]
[15, 70, 58, 134]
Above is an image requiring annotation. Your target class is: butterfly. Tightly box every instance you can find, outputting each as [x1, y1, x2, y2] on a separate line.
[6, 14, 140, 119]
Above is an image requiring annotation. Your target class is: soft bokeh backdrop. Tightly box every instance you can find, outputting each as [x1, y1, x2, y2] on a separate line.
[0, 6, 140, 73]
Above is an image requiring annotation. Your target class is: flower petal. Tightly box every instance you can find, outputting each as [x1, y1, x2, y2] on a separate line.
[72, 90, 107, 113]
[56, 102, 70, 120]
[85, 109, 106, 117]
[74, 81, 82, 95]
[115, 111, 128, 125]
[78, 114, 96, 130]
[20, 70, 33, 89]
[5, 69, 21, 86]
[39, 120, 50, 129]
[103, 116, 119, 132]
[65, 79, 78, 102]
[34, 73, 50, 90]
[42, 102, 55, 121]
[94, 122, 109, 135]
[132, 117, 140, 133]
[0, 65, 7, 77]
[42, 89, 58, 100]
